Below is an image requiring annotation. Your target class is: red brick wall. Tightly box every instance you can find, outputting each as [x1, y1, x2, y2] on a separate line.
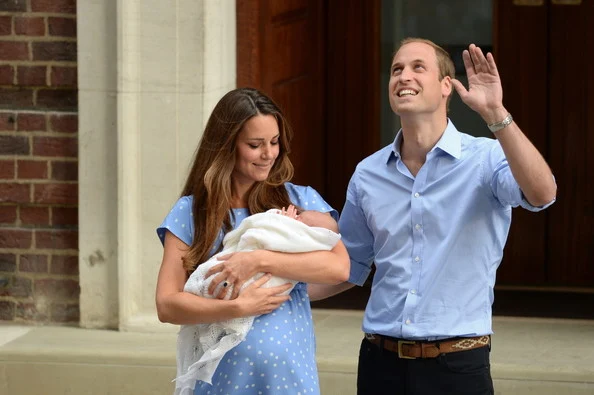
[0, 0, 78, 324]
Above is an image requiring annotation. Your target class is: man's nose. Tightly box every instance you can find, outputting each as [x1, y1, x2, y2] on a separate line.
[400, 66, 412, 81]
[400, 67, 413, 81]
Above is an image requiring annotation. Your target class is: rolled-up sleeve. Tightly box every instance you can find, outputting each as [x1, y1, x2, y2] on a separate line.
[338, 173, 375, 286]
[486, 143, 556, 212]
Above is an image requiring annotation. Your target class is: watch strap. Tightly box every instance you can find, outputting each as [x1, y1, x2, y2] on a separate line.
[487, 113, 513, 133]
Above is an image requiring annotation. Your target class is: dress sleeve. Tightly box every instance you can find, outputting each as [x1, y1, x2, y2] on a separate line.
[285, 182, 339, 221]
[156, 196, 194, 246]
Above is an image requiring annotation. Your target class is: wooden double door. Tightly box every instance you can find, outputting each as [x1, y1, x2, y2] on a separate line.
[495, 1, 594, 291]
[237, 0, 594, 315]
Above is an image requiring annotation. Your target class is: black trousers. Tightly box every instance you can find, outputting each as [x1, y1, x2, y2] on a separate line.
[357, 338, 494, 395]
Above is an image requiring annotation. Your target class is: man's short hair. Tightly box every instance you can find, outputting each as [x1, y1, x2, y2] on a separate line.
[396, 38, 455, 80]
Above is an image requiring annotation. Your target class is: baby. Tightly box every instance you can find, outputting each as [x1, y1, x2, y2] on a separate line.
[189, 205, 339, 299]
[209, 205, 339, 299]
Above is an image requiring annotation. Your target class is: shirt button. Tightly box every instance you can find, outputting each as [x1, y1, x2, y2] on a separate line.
[415, 224, 422, 230]
[414, 256, 420, 262]
[414, 192, 420, 198]
[410, 289, 416, 294]
[405, 319, 411, 325]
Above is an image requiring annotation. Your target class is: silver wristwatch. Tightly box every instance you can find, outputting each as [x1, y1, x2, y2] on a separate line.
[487, 113, 513, 133]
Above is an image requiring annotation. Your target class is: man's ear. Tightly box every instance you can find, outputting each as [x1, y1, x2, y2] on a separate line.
[441, 76, 453, 98]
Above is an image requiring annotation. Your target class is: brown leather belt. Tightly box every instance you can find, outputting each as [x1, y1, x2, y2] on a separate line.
[365, 333, 490, 359]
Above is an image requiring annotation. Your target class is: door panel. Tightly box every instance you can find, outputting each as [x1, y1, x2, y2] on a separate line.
[264, 20, 310, 83]
[325, 0, 381, 209]
[268, 0, 307, 16]
[237, 0, 326, 193]
[492, 0, 594, 287]
[547, 0, 594, 285]
[271, 78, 325, 190]
[493, 1, 549, 285]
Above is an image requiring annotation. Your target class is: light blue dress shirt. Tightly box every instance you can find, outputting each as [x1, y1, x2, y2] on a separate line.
[338, 120, 554, 340]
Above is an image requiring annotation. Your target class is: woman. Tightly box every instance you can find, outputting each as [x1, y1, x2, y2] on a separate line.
[156, 87, 350, 394]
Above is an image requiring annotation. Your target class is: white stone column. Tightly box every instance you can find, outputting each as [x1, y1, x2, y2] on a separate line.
[78, 0, 119, 329]
[78, 0, 236, 331]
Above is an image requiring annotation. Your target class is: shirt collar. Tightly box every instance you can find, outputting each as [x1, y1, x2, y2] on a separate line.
[386, 118, 461, 164]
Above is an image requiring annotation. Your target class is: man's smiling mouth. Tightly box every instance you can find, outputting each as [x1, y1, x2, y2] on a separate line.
[397, 89, 418, 97]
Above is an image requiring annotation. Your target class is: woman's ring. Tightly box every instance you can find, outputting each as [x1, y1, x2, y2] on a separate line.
[223, 281, 228, 288]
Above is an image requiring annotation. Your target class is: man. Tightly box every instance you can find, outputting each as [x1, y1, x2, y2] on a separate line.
[309, 38, 556, 394]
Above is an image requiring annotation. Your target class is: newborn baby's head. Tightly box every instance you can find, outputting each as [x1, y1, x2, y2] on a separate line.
[277, 204, 338, 232]
[295, 210, 327, 227]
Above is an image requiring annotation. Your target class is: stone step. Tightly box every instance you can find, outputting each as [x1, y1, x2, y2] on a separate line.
[1, 310, 592, 394]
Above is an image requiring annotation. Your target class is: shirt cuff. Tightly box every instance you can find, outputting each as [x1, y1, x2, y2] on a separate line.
[348, 259, 372, 286]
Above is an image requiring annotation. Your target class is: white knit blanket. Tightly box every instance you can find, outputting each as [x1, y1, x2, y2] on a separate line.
[174, 209, 341, 395]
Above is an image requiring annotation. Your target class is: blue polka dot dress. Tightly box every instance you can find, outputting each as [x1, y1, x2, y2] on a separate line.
[157, 183, 338, 395]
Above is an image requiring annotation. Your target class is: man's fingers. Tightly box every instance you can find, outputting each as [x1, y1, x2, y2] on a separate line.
[485, 52, 500, 77]
[451, 79, 467, 98]
[462, 50, 475, 78]
[469, 45, 483, 73]
[471, 44, 491, 75]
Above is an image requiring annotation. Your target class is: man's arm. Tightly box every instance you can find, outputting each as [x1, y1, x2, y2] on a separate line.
[452, 44, 556, 207]
[307, 176, 377, 301]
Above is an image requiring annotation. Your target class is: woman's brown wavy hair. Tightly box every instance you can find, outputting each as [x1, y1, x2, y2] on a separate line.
[180, 88, 295, 272]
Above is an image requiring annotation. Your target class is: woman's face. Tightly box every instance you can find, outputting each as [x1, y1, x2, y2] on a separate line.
[232, 114, 280, 189]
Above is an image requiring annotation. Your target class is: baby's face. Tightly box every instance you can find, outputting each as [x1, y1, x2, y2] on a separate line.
[295, 211, 322, 227]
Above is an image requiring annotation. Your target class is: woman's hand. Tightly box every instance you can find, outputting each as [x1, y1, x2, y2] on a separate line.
[234, 274, 293, 317]
[206, 250, 266, 299]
